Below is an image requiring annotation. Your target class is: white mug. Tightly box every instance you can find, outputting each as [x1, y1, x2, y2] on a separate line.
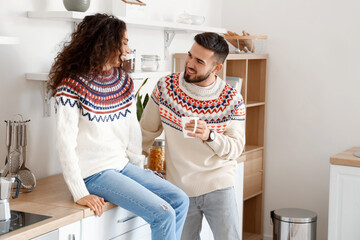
[181, 116, 199, 138]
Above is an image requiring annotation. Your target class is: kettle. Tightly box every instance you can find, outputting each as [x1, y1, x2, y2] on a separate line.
[0, 176, 21, 221]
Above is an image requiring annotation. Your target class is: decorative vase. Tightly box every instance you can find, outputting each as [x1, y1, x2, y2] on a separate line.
[63, 0, 90, 12]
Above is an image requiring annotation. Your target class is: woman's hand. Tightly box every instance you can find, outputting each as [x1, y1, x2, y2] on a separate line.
[76, 195, 105, 216]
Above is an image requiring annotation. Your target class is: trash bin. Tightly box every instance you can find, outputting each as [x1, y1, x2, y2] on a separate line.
[271, 208, 317, 240]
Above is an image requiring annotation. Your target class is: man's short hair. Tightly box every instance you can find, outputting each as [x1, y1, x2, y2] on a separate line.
[194, 32, 229, 64]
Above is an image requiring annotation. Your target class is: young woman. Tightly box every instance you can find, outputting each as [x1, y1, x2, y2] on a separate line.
[48, 13, 189, 240]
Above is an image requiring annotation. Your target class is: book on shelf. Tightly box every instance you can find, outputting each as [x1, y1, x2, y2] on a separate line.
[226, 76, 243, 92]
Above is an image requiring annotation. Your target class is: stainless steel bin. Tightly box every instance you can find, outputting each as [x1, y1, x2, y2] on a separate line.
[271, 208, 317, 240]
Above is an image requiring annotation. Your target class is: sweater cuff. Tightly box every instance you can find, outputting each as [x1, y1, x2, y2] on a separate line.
[126, 150, 145, 168]
[206, 131, 223, 153]
[66, 177, 90, 202]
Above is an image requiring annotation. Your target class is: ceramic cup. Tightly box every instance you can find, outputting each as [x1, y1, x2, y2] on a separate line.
[181, 116, 199, 138]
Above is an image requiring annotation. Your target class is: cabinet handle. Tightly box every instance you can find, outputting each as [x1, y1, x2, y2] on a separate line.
[117, 215, 137, 223]
[68, 234, 75, 240]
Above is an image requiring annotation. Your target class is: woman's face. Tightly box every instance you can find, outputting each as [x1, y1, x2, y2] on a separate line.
[106, 31, 130, 69]
[120, 31, 130, 62]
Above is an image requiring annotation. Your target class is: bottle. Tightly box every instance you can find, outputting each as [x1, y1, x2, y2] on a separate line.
[148, 139, 165, 172]
[123, 49, 136, 73]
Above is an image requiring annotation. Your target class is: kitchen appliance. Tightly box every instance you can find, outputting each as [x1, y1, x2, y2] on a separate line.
[0, 176, 21, 221]
[0, 210, 51, 235]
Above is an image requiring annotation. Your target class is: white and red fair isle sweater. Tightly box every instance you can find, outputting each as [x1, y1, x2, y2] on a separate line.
[140, 72, 246, 197]
[55, 67, 144, 202]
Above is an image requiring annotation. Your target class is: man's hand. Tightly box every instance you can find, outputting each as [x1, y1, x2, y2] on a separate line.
[185, 119, 210, 141]
[76, 195, 105, 216]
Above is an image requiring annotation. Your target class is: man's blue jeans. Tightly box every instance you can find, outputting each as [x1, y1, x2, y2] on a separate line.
[84, 163, 189, 240]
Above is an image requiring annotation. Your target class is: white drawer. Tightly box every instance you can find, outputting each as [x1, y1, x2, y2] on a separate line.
[111, 224, 151, 240]
[81, 207, 148, 240]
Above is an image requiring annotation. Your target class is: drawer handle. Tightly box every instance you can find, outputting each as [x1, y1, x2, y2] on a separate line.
[117, 215, 137, 223]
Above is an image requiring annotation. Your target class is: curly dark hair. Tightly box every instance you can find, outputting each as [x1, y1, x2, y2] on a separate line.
[48, 13, 127, 96]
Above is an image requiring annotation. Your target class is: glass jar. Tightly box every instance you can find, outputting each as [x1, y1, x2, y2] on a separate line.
[123, 49, 136, 73]
[148, 139, 165, 172]
[141, 55, 160, 72]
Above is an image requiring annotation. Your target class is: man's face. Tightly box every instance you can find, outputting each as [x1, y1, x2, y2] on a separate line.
[184, 42, 218, 83]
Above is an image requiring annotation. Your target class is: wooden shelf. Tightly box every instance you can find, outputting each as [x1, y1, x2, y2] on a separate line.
[244, 191, 263, 201]
[25, 71, 171, 81]
[0, 36, 19, 45]
[246, 101, 265, 108]
[27, 11, 226, 33]
[243, 232, 263, 240]
[244, 145, 264, 154]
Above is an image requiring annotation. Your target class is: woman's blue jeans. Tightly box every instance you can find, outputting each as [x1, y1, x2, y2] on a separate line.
[84, 163, 189, 240]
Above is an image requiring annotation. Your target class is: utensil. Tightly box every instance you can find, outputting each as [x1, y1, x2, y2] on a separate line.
[2, 121, 12, 177]
[8, 123, 21, 176]
[18, 124, 36, 192]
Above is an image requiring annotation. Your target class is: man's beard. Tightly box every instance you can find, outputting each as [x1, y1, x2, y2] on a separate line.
[184, 67, 212, 83]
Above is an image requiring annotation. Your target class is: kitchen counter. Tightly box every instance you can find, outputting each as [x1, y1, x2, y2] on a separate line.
[330, 147, 360, 167]
[4, 174, 116, 240]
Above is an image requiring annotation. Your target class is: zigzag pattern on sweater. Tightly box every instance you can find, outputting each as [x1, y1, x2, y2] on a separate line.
[152, 73, 245, 133]
[56, 95, 132, 122]
[55, 68, 134, 122]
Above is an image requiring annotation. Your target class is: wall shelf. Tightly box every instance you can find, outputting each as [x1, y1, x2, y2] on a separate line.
[27, 11, 226, 59]
[0, 36, 19, 45]
[25, 71, 170, 81]
[27, 11, 227, 33]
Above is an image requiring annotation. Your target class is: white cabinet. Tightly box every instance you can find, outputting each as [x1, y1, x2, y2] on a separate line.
[31, 221, 80, 240]
[59, 221, 81, 240]
[112, 224, 151, 240]
[81, 206, 149, 240]
[328, 164, 360, 240]
[31, 229, 59, 240]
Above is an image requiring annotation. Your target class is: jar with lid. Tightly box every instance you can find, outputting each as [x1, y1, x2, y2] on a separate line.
[141, 55, 160, 72]
[123, 49, 136, 73]
[148, 139, 165, 172]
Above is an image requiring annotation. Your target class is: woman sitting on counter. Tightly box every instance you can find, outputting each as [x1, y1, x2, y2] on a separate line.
[48, 13, 189, 240]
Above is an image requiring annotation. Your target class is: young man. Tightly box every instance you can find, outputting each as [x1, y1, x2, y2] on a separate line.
[140, 32, 245, 240]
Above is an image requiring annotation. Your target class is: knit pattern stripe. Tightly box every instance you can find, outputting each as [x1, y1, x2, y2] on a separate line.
[55, 68, 134, 122]
[152, 73, 245, 133]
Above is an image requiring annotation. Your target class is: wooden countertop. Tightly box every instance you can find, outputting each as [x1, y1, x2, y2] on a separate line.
[330, 147, 360, 167]
[3, 174, 117, 240]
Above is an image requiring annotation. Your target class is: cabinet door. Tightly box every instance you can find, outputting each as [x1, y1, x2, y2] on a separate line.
[328, 164, 360, 240]
[31, 229, 59, 240]
[111, 224, 151, 240]
[59, 221, 81, 240]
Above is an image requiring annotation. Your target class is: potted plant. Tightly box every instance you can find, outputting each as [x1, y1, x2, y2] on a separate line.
[135, 78, 149, 121]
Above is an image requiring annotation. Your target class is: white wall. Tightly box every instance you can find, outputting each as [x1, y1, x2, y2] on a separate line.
[0, 1, 221, 178]
[223, 0, 360, 239]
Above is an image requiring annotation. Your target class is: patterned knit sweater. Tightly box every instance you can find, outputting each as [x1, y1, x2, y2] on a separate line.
[55, 67, 145, 202]
[140, 73, 245, 197]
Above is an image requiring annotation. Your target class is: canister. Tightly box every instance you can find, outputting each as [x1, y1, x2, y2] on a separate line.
[148, 139, 165, 172]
